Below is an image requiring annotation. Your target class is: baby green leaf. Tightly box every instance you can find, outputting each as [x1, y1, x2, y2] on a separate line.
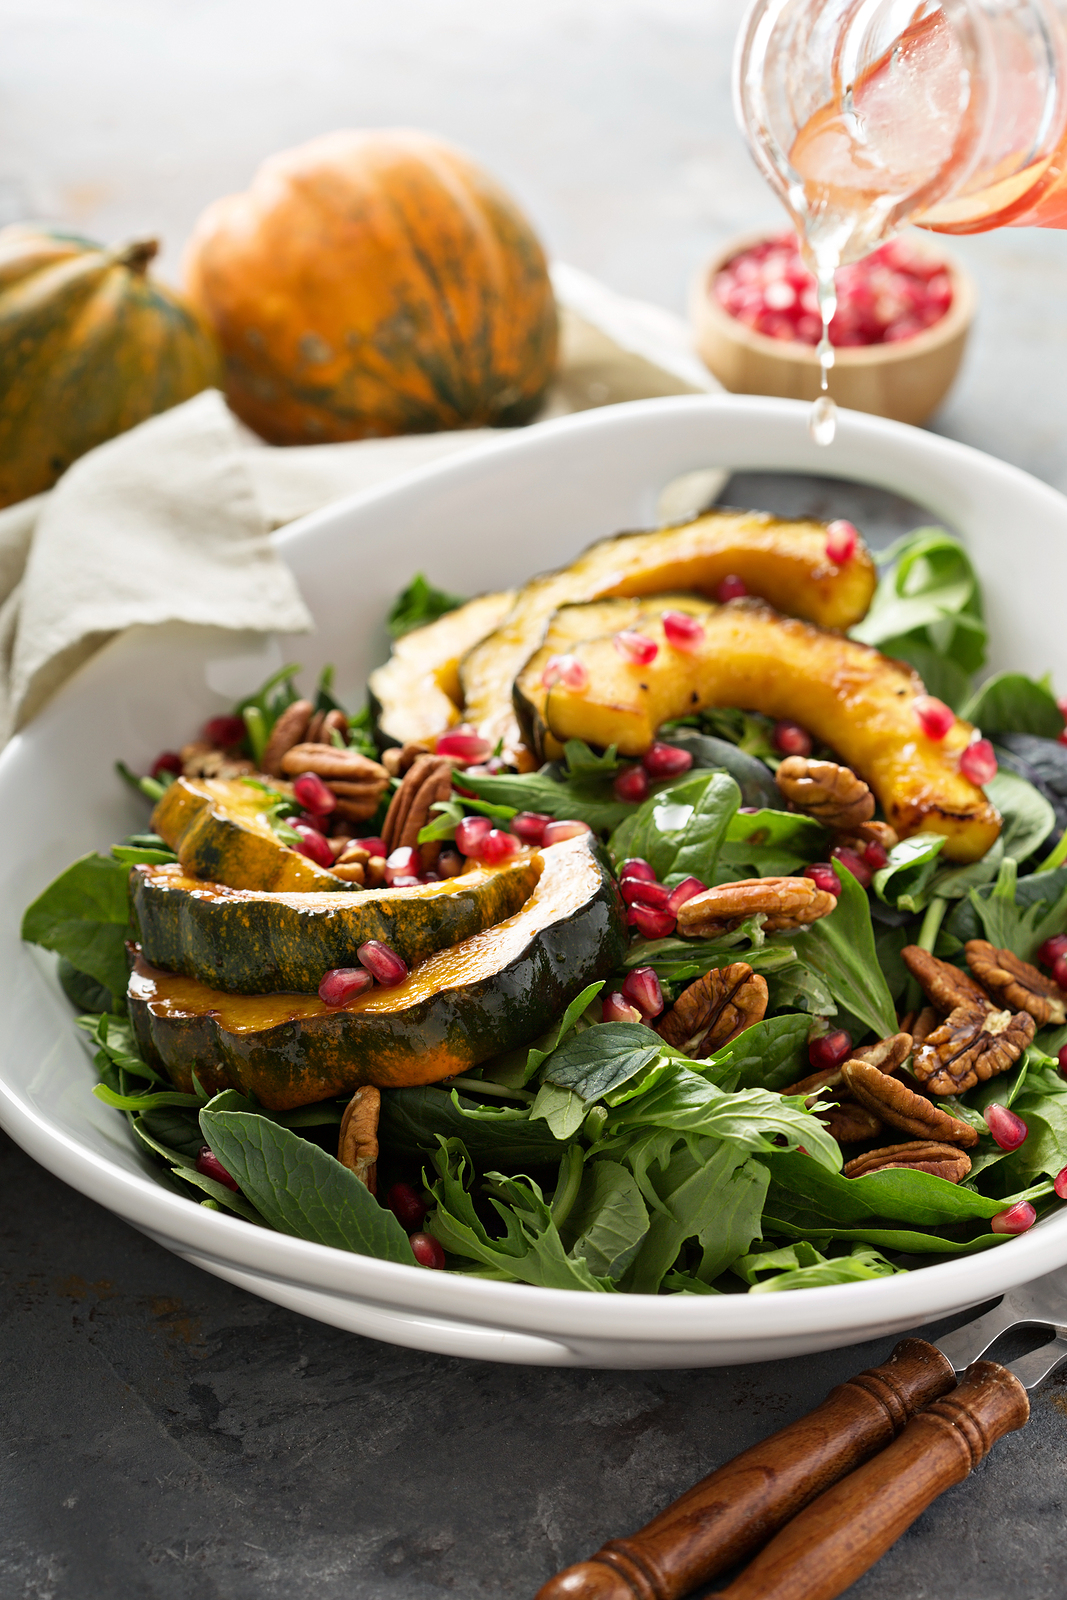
[22, 853, 131, 1000]
[540, 1021, 663, 1102]
[963, 672, 1065, 738]
[561, 1159, 650, 1280]
[608, 771, 741, 885]
[798, 863, 897, 1038]
[387, 573, 466, 638]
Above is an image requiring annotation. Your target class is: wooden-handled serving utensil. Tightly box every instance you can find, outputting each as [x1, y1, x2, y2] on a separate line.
[536, 1269, 1067, 1600]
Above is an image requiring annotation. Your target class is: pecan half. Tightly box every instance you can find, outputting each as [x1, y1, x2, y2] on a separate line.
[260, 699, 314, 777]
[382, 741, 432, 778]
[965, 939, 1067, 1027]
[843, 1141, 972, 1182]
[306, 708, 349, 747]
[280, 743, 390, 821]
[851, 1032, 913, 1074]
[775, 756, 875, 832]
[901, 947, 991, 1014]
[841, 1059, 978, 1147]
[777, 1067, 883, 1143]
[656, 963, 768, 1057]
[179, 741, 254, 781]
[337, 1085, 380, 1192]
[912, 1002, 1035, 1096]
[380, 754, 456, 855]
[676, 876, 837, 937]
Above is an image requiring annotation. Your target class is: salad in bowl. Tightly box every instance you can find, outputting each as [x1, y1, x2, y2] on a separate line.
[23, 504, 1067, 1298]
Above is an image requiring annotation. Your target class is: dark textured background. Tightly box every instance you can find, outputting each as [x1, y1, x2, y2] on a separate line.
[4, 1, 1067, 1594]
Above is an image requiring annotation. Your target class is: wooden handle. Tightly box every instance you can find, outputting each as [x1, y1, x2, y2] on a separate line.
[534, 1338, 955, 1600]
[716, 1359, 1030, 1600]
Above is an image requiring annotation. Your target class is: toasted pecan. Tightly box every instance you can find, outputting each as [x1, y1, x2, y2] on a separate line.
[337, 1085, 380, 1192]
[380, 754, 455, 855]
[306, 708, 349, 747]
[280, 743, 390, 822]
[851, 1032, 913, 1074]
[840, 1059, 978, 1147]
[820, 1102, 885, 1143]
[382, 741, 432, 778]
[260, 699, 314, 777]
[775, 756, 875, 832]
[965, 940, 1067, 1027]
[676, 876, 837, 937]
[901, 947, 991, 1014]
[656, 963, 768, 1058]
[179, 741, 255, 781]
[911, 1002, 1035, 1096]
[843, 1141, 972, 1183]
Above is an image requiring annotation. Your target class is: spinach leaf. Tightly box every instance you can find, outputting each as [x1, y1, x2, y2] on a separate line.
[872, 833, 946, 911]
[765, 960, 837, 1017]
[657, 731, 782, 809]
[608, 772, 741, 885]
[947, 860, 1067, 954]
[562, 740, 621, 776]
[963, 672, 1065, 739]
[378, 1085, 575, 1168]
[460, 766, 632, 833]
[707, 1013, 812, 1091]
[540, 1022, 663, 1102]
[761, 1149, 1048, 1225]
[22, 853, 131, 1001]
[561, 1159, 650, 1280]
[850, 526, 986, 687]
[762, 1212, 1006, 1256]
[58, 957, 112, 1014]
[387, 573, 466, 639]
[199, 1108, 416, 1262]
[798, 863, 898, 1038]
[529, 1082, 589, 1140]
[987, 769, 1055, 861]
[623, 1136, 769, 1290]
[137, 1105, 206, 1161]
[718, 808, 828, 879]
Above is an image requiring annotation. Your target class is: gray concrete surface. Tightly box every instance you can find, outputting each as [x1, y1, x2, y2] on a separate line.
[3, 3, 1067, 1596]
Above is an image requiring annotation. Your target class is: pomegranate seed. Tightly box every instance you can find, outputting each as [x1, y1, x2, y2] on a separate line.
[831, 845, 872, 889]
[1056, 1166, 1067, 1201]
[621, 877, 671, 908]
[542, 819, 592, 844]
[808, 1030, 853, 1071]
[914, 695, 955, 740]
[436, 730, 492, 764]
[480, 828, 519, 864]
[984, 1103, 1028, 1152]
[662, 610, 705, 650]
[642, 743, 694, 779]
[613, 631, 659, 666]
[292, 822, 334, 868]
[773, 720, 812, 757]
[602, 991, 643, 1024]
[196, 1146, 239, 1191]
[318, 966, 374, 1007]
[203, 715, 247, 749]
[386, 1182, 427, 1230]
[716, 574, 748, 602]
[666, 876, 706, 915]
[353, 836, 386, 857]
[384, 845, 421, 884]
[1060, 729, 1067, 748]
[803, 862, 842, 897]
[541, 654, 589, 691]
[622, 966, 665, 1019]
[614, 765, 650, 802]
[512, 811, 551, 845]
[1054, 955, 1067, 991]
[437, 848, 464, 878]
[292, 771, 337, 815]
[620, 858, 656, 881]
[455, 816, 492, 857]
[409, 1232, 447, 1269]
[991, 1201, 1037, 1235]
[863, 840, 889, 871]
[1039, 935, 1067, 969]
[628, 904, 676, 939]
[357, 940, 409, 987]
[960, 739, 997, 786]
[151, 751, 183, 779]
[1058, 1044, 1067, 1079]
[825, 519, 858, 565]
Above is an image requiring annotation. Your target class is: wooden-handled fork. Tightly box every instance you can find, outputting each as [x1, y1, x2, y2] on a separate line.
[536, 1269, 1067, 1600]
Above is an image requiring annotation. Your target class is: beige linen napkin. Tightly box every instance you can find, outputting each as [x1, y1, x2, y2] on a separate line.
[0, 265, 721, 739]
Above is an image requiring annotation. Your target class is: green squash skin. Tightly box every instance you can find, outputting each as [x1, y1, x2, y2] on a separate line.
[130, 856, 541, 994]
[128, 836, 627, 1109]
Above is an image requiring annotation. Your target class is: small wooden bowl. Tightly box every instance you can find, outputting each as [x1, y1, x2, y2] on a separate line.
[691, 230, 977, 426]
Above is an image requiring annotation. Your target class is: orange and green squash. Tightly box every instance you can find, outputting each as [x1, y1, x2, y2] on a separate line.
[128, 832, 627, 1108]
[0, 225, 221, 509]
[131, 853, 540, 994]
[459, 509, 879, 766]
[368, 589, 516, 748]
[182, 129, 558, 446]
[153, 776, 344, 891]
[543, 596, 1001, 863]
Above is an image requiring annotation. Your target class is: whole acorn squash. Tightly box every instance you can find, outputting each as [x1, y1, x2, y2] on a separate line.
[0, 225, 221, 508]
[182, 128, 559, 445]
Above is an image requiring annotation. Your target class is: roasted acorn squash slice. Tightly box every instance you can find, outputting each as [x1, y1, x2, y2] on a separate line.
[543, 597, 1001, 863]
[128, 832, 627, 1108]
[514, 593, 718, 761]
[153, 776, 344, 891]
[131, 853, 540, 994]
[460, 508, 878, 765]
[367, 589, 515, 748]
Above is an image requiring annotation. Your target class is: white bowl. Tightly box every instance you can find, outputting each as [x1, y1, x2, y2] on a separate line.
[2, 394, 1066, 1368]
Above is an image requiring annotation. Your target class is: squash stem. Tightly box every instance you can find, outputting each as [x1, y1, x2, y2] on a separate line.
[448, 1075, 535, 1103]
[917, 896, 948, 954]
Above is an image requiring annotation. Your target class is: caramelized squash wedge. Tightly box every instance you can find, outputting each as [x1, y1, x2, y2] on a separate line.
[128, 832, 627, 1108]
[368, 589, 515, 748]
[153, 776, 344, 892]
[460, 509, 878, 765]
[515, 593, 718, 761]
[132, 854, 540, 994]
[543, 597, 1001, 862]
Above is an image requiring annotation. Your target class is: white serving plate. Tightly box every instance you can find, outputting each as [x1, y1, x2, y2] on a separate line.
[3, 394, 1066, 1368]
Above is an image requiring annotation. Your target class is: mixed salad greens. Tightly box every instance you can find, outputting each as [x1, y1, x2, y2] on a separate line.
[23, 525, 1067, 1294]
